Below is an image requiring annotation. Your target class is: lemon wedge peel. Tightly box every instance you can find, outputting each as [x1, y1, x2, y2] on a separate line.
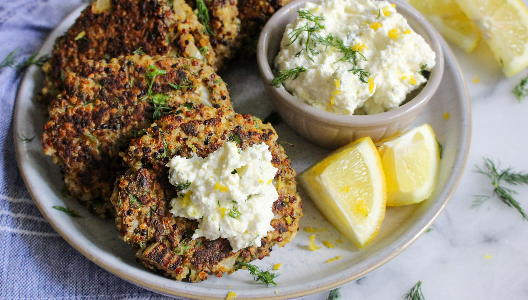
[299, 137, 387, 249]
[405, 0, 482, 53]
[378, 124, 439, 206]
[455, 0, 528, 77]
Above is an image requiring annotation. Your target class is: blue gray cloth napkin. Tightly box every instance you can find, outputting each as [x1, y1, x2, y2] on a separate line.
[0, 1, 178, 298]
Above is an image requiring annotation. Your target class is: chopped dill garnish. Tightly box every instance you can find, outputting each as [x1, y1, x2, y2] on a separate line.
[175, 181, 191, 191]
[513, 73, 528, 101]
[195, 0, 213, 35]
[17, 133, 35, 142]
[150, 93, 173, 120]
[52, 206, 83, 218]
[297, 9, 325, 29]
[228, 207, 241, 218]
[17, 53, 49, 71]
[436, 138, 443, 159]
[133, 47, 145, 55]
[376, 8, 381, 19]
[426, 228, 433, 233]
[270, 67, 306, 88]
[199, 46, 208, 60]
[0, 49, 19, 70]
[146, 65, 167, 96]
[473, 158, 528, 220]
[129, 194, 142, 206]
[83, 133, 97, 142]
[404, 281, 425, 300]
[237, 262, 279, 287]
[349, 67, 370, 83]
[327, 288, 341, 300]
[229, 133, 242, 145]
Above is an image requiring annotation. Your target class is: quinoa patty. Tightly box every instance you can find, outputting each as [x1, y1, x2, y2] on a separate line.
[42, 55, 233, 218]
[111, 109, 302, 282]
[41, 0, 216, 106]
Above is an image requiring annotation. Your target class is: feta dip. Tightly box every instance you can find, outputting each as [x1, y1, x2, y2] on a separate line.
[274, 0, 436, 115]
[167, 142, 279, 251]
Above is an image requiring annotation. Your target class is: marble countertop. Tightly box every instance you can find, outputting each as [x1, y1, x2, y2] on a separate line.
[293, 2, 528, 299]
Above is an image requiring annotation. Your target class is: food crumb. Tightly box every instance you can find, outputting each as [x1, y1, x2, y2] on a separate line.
[323, 241, 335, 248]
[443, 112, 450, 120]
[473, 74, 480, 83]
[484, 255, 491, 259]
[309, 235, 321, 251]
[326, 255, 342, 263]
[226, 291, 237, 299]
[336, 239, 343, 244]
[273, 263, 282, 270]
[305, 227, 328, 233]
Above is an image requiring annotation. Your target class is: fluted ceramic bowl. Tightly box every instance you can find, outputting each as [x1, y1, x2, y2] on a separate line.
[257, 0, 444, 148]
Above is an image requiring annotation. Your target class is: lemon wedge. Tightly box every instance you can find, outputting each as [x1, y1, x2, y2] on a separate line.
[405, 0, 482, 53]
[455, 0, 528, 77]
[378, 124, 439, 206]
[299, 137, 386, 248]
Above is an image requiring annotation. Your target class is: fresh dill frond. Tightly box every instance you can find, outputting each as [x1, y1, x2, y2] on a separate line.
[404, 281, 425, 300]
[195, 0, 213, 35]
[471, 195, 490, 210]
[513, 73, 528, 101]
[150, 93, 173, 120]
[237, 262, 279, 287]
[474, 158, 528, 220]
[52, 206, 83, 218]
[349, 67, 370, 83]
[17, 133, 35, 142]
[0, 49, 19, 70]
[129, 194, 142, 206]
[175, 181, 191, 191]
[146, 65, 167, 95]
[17, 53, 49, 71]
[270, 67, 306, 88]
[133, 47, 145, 55]
[297, 9, 325, 29]
[327, 288, 341, 300]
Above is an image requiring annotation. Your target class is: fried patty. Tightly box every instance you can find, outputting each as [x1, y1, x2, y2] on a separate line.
[185, 0, 241, 69]
[41, 0, 216, 106]
[237, 0, 293, 48]
[111, 108, 301, 282]
[42, 55, 233, 218]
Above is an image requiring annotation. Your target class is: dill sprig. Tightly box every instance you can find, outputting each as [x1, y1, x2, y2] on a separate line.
[195, 0, 213, 35]
[237, 262, 279, 287]
[327, 288, 341, 300]
[473, 158, 528, 220]
[270, 67, 306, 87]
[297, 9, 325, 29]
[52, 206, 83, 218]
[17, 53, 49, 71]
[404, 281, 425, 300]
[513, 73, 528, 101]
[0, 49, 19, 70]
[133, 47, 145, 55]
[150, 94, 173, 120]
[146, 64, 167, 95]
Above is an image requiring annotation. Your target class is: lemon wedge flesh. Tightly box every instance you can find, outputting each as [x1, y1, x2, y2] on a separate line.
[455, 0, 528, 77]
[299, 137, 387, 248]
[405, 0, 481, 53]
[378, 124, 439, 206]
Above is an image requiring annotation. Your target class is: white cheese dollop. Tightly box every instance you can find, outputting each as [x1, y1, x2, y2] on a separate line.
[275, 0, 436, 115]
[167, 142, 278, 251]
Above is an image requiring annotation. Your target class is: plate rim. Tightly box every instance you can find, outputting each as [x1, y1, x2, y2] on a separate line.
[13, 2, 472, 299]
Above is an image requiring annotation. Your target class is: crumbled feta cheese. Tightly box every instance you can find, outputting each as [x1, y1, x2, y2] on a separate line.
[167, 142, 278, 251]
[275, 0, 436, 115]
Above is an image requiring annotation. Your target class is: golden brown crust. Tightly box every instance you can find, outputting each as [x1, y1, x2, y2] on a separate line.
[111, 109, 302, 282]
[41, 0, 216, 105]
[41, 55, 233, 218]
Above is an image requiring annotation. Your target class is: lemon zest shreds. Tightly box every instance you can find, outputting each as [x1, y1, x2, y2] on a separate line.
[273, 263, 282, 270]
[226, 291, 237, 299]
[382, 7, 391, 17]
[323, 241, 335, 248]
[330, 96, 335, 106]
[326, 255, 341, 263]
[309, 235, 321, 251]
[484, 255, 491, 259]
[352, 43, 368, 51]
[370, 22, 382, 30]
[368, 77, 375, 93]
[473, 74, 480, 83]
[267, 179, 272, 185]
[336, 239, 343, 244]
[214, 182, 228, 192]
[388, 28, 399, 39]
[402, 75, 408, 80]
[443, 112, 450, 120]
[410, 75, 417, 85]
[404, 29, 411, 34]
[285, 215, 292, 225]
[391, 3, 396, 8]
[74, 31, 86, 41]
[334, 79, 341, 89]
[219, 207, 228, 218]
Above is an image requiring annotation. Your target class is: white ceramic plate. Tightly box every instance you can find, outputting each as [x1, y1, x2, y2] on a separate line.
[14, 1, 471, 299]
